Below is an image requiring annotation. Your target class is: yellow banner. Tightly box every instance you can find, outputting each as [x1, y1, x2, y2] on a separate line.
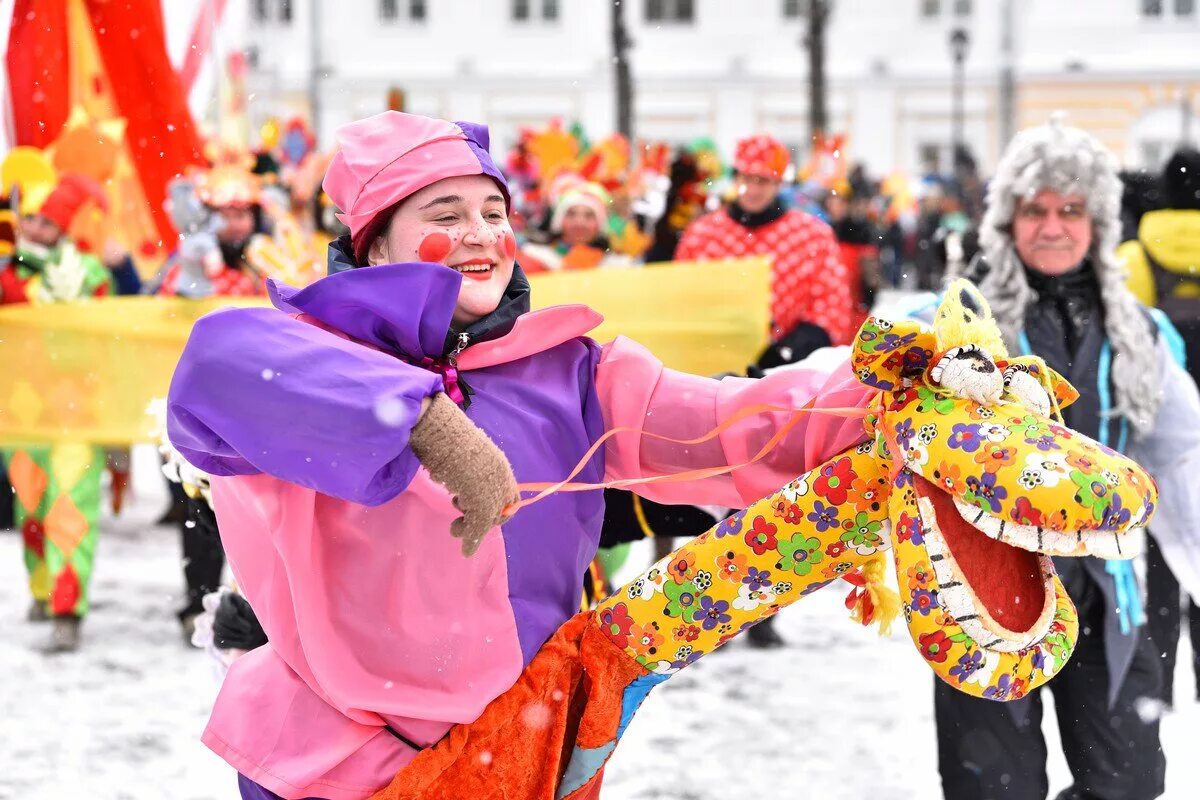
[0, 258, 769, 445]
[530, 257, 770, 376]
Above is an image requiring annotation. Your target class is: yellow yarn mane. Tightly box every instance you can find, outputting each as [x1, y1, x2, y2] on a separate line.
[930, 278, 1068, 423]
[932, 278, 1009, 361]
[850, 552, 902, 636]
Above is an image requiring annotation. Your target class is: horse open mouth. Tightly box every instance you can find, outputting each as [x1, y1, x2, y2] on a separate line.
[913, 477, 1056, 651]
[948, 494, 1145, 561]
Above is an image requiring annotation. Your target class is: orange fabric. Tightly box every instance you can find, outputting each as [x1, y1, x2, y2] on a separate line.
[6, 449, 48, 512]
[560, 245, 606, 271]
[368, 616, 647, 800]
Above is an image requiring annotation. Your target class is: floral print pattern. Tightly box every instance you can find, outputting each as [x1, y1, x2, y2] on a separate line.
[595, 445, 888, 673]
[592, 312, 1154, 703]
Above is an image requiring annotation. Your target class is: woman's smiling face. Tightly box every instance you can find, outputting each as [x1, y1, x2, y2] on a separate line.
[369, 174, 517, 327]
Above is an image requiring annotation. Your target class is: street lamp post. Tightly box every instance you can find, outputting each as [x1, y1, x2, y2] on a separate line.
[948, 26, 970, 173]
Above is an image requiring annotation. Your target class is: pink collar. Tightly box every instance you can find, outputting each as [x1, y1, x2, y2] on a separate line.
[457, 304, 604, 371]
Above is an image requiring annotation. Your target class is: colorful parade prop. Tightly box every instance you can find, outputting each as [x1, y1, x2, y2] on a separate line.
[367, 284, 1156, 800]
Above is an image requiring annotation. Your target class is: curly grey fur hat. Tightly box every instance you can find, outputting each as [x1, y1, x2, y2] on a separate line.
[976, 115, 1161, 438]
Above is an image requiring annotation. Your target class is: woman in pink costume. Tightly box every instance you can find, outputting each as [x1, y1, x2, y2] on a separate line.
[167, 112, 872, 800]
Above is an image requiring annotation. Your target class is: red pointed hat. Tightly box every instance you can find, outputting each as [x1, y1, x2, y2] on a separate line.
[38, 174, 109, 231]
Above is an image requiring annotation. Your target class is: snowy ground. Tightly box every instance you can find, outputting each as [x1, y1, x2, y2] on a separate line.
[3, 449, 1199, 799]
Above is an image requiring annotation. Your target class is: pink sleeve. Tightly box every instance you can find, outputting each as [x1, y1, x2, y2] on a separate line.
[595, 336, 875, 508]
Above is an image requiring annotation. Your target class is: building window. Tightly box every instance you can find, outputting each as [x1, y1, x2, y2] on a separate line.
[646, 0, 695, 23]
[1142, 0, 1196, 13]
[921, 0, 941, 17]
[512, 0, 557, 22]
[783, 0, 807, 17]
[953, 0, 971, 15]
[278, 0, 292, 23]
[381, 0, 426, 21]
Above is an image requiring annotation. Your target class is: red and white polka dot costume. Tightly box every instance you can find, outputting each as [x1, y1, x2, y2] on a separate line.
[675, 206, 854, 345]
[158, 262, 262, 298]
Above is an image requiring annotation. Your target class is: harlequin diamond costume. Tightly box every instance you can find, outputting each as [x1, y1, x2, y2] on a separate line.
[675, 133, 855, 345]
[0, 147, 117, 651]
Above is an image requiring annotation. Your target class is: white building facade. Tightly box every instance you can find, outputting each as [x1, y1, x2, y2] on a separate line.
[224, 0, 1200, 174]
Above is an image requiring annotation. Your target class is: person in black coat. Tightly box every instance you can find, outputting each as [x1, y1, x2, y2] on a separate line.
[933, 119, 1200, 800]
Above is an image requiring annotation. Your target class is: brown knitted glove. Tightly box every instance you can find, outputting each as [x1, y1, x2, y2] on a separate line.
[409, 393, 520, 557]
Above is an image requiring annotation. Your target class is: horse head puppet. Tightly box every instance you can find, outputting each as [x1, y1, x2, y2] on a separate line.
[368, 281, 1158, 800]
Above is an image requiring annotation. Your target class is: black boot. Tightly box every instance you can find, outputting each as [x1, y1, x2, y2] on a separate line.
[178, 497, 226, 637]
[156, 480, 189, 526]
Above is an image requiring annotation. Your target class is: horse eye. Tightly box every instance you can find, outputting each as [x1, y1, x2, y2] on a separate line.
[929, 346, 1003, 404]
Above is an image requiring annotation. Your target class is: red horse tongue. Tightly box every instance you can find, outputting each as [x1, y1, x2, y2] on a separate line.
[916, 477, 1045, 633]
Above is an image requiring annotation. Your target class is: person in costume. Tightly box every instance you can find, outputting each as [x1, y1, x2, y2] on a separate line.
[826, 189, 882, 331]
[166, 111, 878, 800]
[644, 149, 711, 263]
[675, 133, 855, 346]
[0, 153, 118, 305]
[936, 119, 1200, 800]
[154, 152, 270, 638]
[1117, 146, 1200, 707]
[520, 180, 633, 272]
[0, 153, 118, 652]
[156, 151, 268, 298]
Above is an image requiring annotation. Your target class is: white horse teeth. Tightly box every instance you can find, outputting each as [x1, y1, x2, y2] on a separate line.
[915, 496, 1056, 653]
[949, 498, 1139, 559]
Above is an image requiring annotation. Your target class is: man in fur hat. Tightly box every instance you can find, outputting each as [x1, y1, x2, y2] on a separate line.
[939, 119, 1200, 800]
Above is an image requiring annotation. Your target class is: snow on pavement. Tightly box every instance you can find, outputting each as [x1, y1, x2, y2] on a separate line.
[2, 447, 1197, 799]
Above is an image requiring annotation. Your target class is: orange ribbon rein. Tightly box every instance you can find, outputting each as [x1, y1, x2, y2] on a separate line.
[503, 398, 877, 515]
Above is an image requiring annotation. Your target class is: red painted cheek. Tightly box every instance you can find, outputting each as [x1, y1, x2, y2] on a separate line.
[418, 232, 453, 264]
[502, 231, 517, 260]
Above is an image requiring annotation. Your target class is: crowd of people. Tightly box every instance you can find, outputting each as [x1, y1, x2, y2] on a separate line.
[2, 107, 1200, 800]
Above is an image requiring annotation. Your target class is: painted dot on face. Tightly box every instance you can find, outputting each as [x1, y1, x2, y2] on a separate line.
[418, 232, 454, 264]
[502, 231, 517, 260]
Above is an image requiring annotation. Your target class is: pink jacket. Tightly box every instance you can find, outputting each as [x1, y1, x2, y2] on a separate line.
[173, 276, 870, 799]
